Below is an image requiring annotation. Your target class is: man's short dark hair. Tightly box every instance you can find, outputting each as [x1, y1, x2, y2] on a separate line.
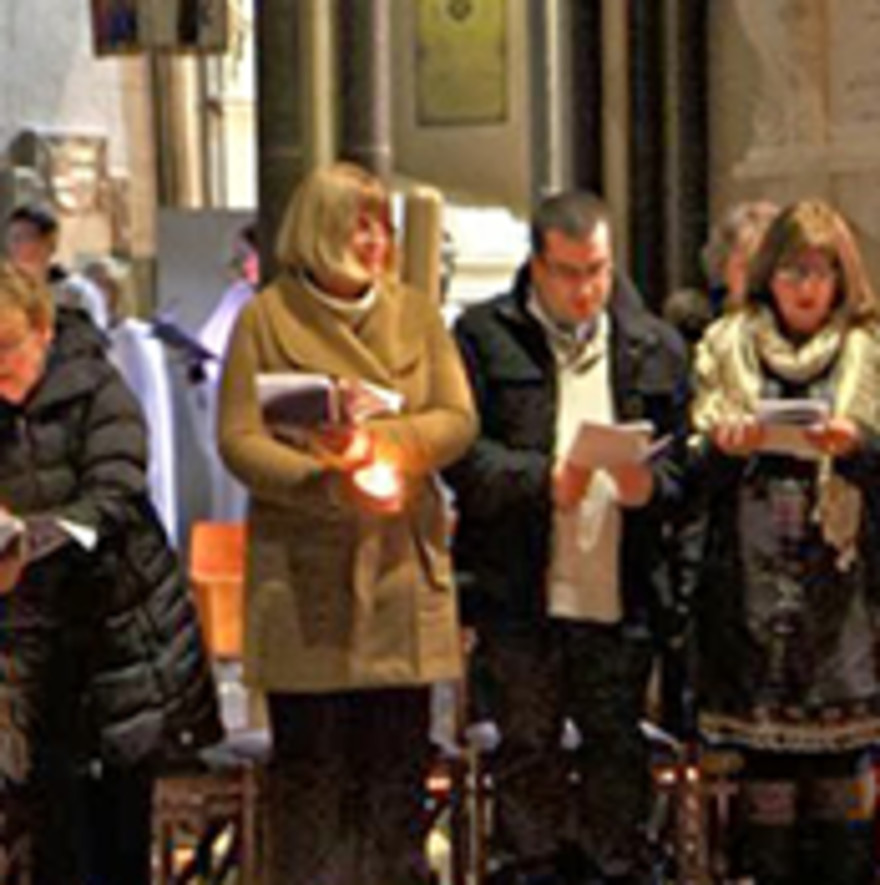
[7, 204, 59, 238]
[530, 191, 610, 255]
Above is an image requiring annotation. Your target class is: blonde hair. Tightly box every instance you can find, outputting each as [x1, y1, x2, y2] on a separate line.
[0, 260, 54, 328]
[275, 162, 394, 286]
[748, 199, 879, 324]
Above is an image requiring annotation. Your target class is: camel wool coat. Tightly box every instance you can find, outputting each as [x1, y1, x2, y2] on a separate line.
[218, 270, 477, 693]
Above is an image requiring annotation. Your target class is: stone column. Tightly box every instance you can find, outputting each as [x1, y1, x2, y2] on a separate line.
[528, 0, 574, 202]
[628, 0, 666, 310]
[602, 0, 630, 263]
[664, 0, 708, 292]
[256, 0, 308, 279]
[150, 55, 204, 208]
[336, 0, 393, 179]
[570, 0, 603, 194]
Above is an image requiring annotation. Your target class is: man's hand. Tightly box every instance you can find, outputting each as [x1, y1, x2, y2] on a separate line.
[553, 460, 593, 512]
[711, 417, 766, 457]
[608, 463, 654, 508]
[803, 416, 861, 458]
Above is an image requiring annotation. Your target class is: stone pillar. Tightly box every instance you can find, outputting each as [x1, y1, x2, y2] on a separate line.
[628, 0, 666, 310]
[528, 0, 574, 202]
[150, 55, 204, 208]
[256, 0, 308, 279]
[570, 0, 603, 194]
[336, 0, 393, 180]
[664, 0, 708, 292]
[302, 0, 336, 169]
[602, 0, 630, 263]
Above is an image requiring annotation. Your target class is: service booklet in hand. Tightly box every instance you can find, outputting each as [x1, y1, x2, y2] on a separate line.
[756, 398, 830, 460]
[257, 373, 341, 428]
[566, 419, 656, 469]
[257, 373, 404, 432]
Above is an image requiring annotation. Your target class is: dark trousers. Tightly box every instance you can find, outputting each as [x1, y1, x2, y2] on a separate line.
[475, 620, 653, 881]
[28, 753, 154, 885]
[734, 750, 875, 885]
[266, 687, 434, 885]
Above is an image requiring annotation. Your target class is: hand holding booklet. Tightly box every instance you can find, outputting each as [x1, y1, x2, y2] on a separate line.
[257, 372, 404, 434]
[566, 419, 661, 469]
[755, 398, 830, 460]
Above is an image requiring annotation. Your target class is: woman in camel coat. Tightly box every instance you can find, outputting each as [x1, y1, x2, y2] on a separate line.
[218, 162, 476, 885]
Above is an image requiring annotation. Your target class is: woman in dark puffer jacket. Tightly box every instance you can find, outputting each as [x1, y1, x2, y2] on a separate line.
[0, 261, 220, 883]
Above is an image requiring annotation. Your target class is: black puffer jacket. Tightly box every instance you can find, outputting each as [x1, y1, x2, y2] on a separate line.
[0, 309, 220, 773]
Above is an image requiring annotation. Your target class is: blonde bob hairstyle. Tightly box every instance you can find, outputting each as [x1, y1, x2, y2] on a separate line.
[747, 199, 879, 325]
[275, 162, 395, 287]
[0, 260, 55, 330]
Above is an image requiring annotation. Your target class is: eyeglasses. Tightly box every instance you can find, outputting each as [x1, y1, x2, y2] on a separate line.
[774, 264, 837, 284]
[540, 255, 613, 286]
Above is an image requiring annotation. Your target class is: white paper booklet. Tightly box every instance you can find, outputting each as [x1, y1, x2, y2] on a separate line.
[756, 398, 830, 460]
[566, 419, 656, 469]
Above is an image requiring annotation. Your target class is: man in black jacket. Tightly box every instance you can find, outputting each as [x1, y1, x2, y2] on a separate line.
[445, 191, 688, 885]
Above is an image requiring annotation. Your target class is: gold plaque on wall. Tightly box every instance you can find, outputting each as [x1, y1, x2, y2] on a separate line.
[416, 0, 508, 126]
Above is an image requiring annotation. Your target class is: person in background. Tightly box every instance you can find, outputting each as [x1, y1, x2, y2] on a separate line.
[662, 201, 780, 354]
[0, 260, 220, 883]
[197, 221, 260, 373]
[702, 199, 780, 314]
[444, 190, 688, 885]
[4, 203, 109, 330]
[688, 198, 880, 884]
[81, 256, 179, 543]
[217, 162, 477, 885]
[662, 286, 714, 358]
[194, 221, 260, 522]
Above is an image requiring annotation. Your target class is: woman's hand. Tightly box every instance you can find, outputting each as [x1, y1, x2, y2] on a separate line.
[711, 417, 766, 457]
[803, 416, 861, 458]
[307, 426, 374, 472]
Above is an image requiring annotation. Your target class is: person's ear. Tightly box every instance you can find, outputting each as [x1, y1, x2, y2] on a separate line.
[33, 317, 54, 346]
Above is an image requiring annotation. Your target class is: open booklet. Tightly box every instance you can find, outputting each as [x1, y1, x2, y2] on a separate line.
[566, 419, 668, 469]
[257, 372, 404, 432]
[0, 512, 97, 564]
[755, 398, 830, 460]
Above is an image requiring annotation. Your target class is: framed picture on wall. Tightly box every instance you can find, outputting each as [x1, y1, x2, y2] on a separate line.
[416, 0, 508, 126]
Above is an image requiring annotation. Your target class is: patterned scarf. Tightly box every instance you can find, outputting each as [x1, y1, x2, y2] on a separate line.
[693, 307, 880, 569]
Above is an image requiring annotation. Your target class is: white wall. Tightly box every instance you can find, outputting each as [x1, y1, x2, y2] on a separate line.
[0, 0, 155, 261]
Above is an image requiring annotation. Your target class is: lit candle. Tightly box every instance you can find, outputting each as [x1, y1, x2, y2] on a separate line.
[351, 459, 404, 512]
